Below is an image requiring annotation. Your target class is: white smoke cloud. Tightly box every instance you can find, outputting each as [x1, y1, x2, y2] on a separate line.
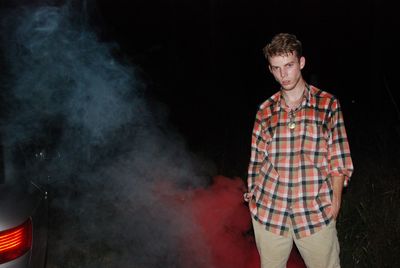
[0, 1, 215, 267]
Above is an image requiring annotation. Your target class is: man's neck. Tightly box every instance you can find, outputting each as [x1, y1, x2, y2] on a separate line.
[281, 80, 306, 103]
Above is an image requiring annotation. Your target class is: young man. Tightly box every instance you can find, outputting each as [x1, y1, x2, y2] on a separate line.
[244, 33, 353, 268]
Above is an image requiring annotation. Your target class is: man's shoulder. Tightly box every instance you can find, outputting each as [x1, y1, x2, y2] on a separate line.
[309, 85, 340, 109]
[252, 91, 280, 122]
[259, 91, 280, 111]
[309, 85, 337, 101]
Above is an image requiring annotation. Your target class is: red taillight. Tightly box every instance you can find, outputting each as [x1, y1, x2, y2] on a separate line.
[0, 219, 32, 264]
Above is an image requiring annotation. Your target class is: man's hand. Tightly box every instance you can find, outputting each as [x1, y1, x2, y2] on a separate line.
[331, 176, 345, 220]
[243, 192, 252, 202]
[331, 195, 341, 220]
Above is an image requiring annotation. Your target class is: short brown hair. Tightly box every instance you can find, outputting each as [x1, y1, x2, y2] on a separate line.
[263, 33, 302, 61]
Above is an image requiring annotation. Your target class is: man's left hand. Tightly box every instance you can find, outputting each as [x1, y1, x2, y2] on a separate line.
[331, 175, 345, 220]
[331, 195, 341, 220]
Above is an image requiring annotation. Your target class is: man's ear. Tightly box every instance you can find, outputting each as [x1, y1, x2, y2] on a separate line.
[268, 64, 272, 73]
[300, 56, 306, 70]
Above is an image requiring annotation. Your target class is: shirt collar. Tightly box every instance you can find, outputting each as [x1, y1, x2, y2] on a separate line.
[274, 83, 315, 112]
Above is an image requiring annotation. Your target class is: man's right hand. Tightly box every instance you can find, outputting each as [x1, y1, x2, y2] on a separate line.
[243, 192, 252, 202]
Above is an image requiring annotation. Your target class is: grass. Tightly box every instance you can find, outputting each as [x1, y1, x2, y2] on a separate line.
[337, 119, 400, 267]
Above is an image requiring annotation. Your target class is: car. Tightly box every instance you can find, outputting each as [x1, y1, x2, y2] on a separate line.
[0, 148, 48, 268]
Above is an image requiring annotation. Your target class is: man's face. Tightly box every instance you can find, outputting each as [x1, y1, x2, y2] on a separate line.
[268, 52, 305, 91]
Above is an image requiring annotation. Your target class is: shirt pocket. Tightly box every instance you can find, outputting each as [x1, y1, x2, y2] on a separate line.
[254, 130, 273, 160]
[302, 122, 328, 166]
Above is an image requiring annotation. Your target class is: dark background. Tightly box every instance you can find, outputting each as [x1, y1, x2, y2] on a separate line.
[1, 0, 398, 178]
[93, 0, 399, 178]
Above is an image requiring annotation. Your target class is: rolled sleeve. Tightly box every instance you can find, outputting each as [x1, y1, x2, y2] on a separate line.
[327, 99, 354, 186]
[247, 111, 267, 192]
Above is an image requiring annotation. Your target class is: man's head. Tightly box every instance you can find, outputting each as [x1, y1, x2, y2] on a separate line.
[263, 33, 302, 62]
[263, 33, 306, 92]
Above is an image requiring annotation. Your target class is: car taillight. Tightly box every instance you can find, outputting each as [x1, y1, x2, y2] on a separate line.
[0, 219, 32, 264]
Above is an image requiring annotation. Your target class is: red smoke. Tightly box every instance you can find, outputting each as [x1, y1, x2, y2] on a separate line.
[158, 176, 306, 268]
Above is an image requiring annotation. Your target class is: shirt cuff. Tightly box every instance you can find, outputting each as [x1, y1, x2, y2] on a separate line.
[329, 170, 351, 187]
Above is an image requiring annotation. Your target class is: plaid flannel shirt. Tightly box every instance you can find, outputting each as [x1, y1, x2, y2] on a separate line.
[248, 85, 353, 239]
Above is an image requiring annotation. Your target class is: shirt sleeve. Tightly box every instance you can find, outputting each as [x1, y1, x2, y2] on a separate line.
[247, 110, 267, 192]
[327, 98, 354, 186]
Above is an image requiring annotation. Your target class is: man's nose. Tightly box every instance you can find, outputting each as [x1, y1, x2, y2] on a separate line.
[280, 69, 287, 78]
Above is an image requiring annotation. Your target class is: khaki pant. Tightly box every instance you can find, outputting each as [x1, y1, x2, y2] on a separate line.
[252, 218, 340, 268]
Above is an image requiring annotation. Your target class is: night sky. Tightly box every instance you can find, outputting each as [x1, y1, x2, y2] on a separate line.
[93, 0, 399, 177]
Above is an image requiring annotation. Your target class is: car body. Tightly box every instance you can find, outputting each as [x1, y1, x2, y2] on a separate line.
[0, 168, 48, 268]
[0, 182, 48, 268]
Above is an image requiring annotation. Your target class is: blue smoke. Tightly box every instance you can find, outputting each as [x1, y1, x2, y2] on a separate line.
[0, 2, 214, 267]
[3, 4, 141, 145]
